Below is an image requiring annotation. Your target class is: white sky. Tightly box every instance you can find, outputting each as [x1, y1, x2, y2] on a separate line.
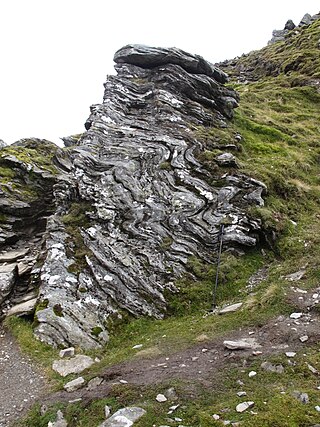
[0, 0, 318, 145]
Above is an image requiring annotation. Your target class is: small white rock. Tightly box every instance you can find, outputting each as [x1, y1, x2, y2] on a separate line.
[132, 344, 143, 349]
[212, 414, 220, 420]
[299, 335, 309, 343]
[290, 312, 303, 319]
[248, 371, 257, 377]
[285, 352, 296, 358]
[105, 405, 111, 419]
[315, 405, 320, 412]
[236, 401, 255, 413]
[307, 363, 318, 374]
[156, 394, 167, 403]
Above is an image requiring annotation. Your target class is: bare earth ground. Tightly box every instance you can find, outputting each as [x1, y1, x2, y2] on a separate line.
[0, 327, 47, 427]
[46, 286, 320, 404]
[1, 285, 320, 425]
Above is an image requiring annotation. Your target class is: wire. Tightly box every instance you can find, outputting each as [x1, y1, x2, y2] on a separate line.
[212, 223, 224, 309]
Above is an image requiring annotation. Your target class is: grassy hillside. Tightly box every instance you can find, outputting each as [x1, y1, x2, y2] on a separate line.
[10, 18, 320, 427]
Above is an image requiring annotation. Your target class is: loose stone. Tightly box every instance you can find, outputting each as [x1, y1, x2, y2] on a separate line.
[63, 377, 85, 392]
[236, 401, 255, 413]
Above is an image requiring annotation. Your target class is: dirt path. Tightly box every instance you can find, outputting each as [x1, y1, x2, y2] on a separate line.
[3, 284, 320, 424]
[0, 326, 47, 427]
[47, 286, 320, 404]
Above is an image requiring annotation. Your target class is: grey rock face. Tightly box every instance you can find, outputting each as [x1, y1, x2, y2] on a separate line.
[114, 44, 228, 84]
[269, 28, 289, 45]
[0, 46, 267, 348]
[269, 12, 319, 45]
[299, 13, 312, 26]
[0, 264, 17, 305]
[285, 20, 296, 30]
[33, 45, 267, 348]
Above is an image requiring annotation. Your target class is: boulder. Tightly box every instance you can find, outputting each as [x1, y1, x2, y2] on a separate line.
[299, 13, 312, 26]
[223, 338, 260, 350]
[6, 298, 37, 316]
[284, 19, 296, 30]
[52, 355, 94, 377]
[0, 248, 29, 262]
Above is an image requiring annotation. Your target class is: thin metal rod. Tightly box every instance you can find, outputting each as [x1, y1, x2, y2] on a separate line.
[212, 223, 224, 309]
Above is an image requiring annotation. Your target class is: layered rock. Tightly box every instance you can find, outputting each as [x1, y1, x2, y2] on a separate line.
[0, 139, 60, 318]
[0, 45, 267, 348]
[33, 45, 266, 348]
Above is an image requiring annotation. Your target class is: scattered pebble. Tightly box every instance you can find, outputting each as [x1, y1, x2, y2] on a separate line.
[290, 312, 303, 319]
[248, 371, 257, 378]
[156, 394, 168, 403]
[132, 344, 143, 349]
[285, 352, 296, 358]
[105, 405, 111, 418]
[299, 335, 309, 343]
[237, 391, 247, 397]
[212, 414, 220, 420]
[307, 363, 318, 374]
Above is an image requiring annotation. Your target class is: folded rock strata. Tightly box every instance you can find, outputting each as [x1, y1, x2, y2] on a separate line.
[0, 45, 267, 349]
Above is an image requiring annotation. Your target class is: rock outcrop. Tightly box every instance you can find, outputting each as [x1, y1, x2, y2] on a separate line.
[0, 45, 267, 348]
[268, 12, 320, 44]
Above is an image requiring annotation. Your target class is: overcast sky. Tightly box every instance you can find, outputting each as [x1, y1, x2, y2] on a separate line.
[0, 0, 318, 145]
